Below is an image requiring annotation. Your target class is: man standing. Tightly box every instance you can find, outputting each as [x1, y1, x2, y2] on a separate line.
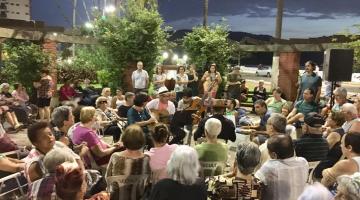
[297, 60, 322, 103]
[226, 66, 242, 100]
[131, 61, 149, 94]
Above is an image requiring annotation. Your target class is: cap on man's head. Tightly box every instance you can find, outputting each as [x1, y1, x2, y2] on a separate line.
[304, 112, 325, 127]
[241, 79, 246, 84]
[158, 86, 169, 95]
[234, 65, 240, 70]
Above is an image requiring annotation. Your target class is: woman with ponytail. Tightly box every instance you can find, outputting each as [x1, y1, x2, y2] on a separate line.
[145, 123, 178, 183]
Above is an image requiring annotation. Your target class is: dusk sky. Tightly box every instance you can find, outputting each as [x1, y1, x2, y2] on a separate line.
[32, 0, 360, 38]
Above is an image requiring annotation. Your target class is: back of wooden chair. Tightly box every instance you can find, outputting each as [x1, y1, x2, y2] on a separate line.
[106, 174, 150, 200]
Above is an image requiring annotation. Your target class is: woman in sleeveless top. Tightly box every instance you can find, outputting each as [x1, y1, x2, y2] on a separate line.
[153, 66, 167, 91]
[187, 64, 199, 96]
[201, 64, 222, 98]
[321, 132, 360, 188]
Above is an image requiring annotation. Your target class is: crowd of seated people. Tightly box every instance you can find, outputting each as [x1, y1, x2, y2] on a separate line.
[1, 60, 360, 200]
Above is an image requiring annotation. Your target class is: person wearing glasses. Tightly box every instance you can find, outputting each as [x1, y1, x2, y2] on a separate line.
[95, 96, 123, 143]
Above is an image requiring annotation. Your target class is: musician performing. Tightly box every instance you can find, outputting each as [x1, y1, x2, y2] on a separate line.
[127, 93, 157, 148]
[201, 63, 222, 98]
[147, 86, 176, 124]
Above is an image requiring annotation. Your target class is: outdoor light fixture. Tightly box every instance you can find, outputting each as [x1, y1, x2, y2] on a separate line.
[52, 32, 58, 36]
[85, 22, 94, 29]
[162, 52, 169, 59]
[66, 58, 73, 65]
[104, 5, 116, 13]
[183, 55, 188, 61]
[172, 54, 178, 61]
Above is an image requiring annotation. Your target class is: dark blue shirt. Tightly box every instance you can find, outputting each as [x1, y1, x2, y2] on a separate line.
[127, 107, 151, 133]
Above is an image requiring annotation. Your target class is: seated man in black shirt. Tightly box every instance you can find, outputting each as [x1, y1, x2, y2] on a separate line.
[194, 99, 236, 143]
[294, 113, 329, 162]
[117, 92, 135, 118]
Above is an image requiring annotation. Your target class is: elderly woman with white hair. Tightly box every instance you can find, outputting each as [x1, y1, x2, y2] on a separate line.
[335, 172, 360, 200]
[207, 142, 263, 199]
[149, 145, 207, 200]
[195, 118, 228, 177]
[322, 87, 349, 116]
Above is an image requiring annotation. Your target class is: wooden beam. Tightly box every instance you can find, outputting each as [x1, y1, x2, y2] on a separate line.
[0, 27, 97, 45]
[238, 43, 346, 52]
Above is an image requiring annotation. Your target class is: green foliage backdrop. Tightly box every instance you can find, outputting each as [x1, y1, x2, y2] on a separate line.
[1, 40, 49, 94]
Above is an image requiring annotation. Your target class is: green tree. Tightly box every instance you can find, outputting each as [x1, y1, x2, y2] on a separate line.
[183, 24, 231, 75]
[1, 40, 49, 94]
[93, 0, 168, 90]
[345, 32, 360, 72]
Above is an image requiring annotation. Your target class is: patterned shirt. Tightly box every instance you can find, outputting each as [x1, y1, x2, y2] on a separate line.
[106, 152, 151, 200]
[207, 175, 262, 200]
[37, 78, 52, 98]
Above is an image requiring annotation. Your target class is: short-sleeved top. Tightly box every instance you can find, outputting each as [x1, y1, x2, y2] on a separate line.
[295, 100, 318, 116]
[127, 107, 151, 133]
[298, 73, 322, 101]
[146, 99, 175, 115]
[175, 74, 188, 92]
[153, 74, 167, 90]
[132, 69, 149, 89]
[38, 78, 52, 98]
[266, 97, 286, 113]
[145, 144, 177, 180]
[72, 125, 108, 149]
[195, 142, 228, 176]
[255, 157, 309, 200]
[294, 134, 329, 162]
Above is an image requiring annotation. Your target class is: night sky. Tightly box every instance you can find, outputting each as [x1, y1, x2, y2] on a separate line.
[32, 0, 360, 38]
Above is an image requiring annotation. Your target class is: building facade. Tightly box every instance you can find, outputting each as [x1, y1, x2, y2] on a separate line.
[0, 0, 30, 21]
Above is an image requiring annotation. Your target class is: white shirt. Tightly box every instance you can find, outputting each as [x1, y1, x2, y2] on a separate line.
[146, 98, 175, 115]
[342, 118, 359, 133]
[132, 69, 149, 89]
[255, 156, 309, 200]
[174, 74, 188, 92]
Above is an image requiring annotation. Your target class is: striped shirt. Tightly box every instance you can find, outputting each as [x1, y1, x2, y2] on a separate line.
[294, 134, 329, 162]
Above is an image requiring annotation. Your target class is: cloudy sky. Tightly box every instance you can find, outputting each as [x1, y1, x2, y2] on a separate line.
[32, 0, 360, 38]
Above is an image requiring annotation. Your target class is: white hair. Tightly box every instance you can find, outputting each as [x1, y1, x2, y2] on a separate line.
[205, 118, 222, 139]
[334, 87, 347, 99]
[167, 145, 200, 185]
[43, 148, 76, 173]
[336, 172, 360, 200]
[342, 103, 358, 116]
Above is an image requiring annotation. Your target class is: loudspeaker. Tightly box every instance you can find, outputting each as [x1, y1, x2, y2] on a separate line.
[323, 49, 354, 81]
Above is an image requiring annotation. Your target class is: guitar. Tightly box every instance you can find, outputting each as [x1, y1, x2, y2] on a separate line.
[149, 109, 172, 125]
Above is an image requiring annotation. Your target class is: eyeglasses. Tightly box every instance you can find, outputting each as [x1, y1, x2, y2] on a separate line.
[100, 101, 108, 104]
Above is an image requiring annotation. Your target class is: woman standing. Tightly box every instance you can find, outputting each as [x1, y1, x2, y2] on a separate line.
[201, 63, 222, 98]
[34, 69, 53, 121]
[187, 64, 199, 96]
[174, 66, 188, 102]
[153, 66, 167, 91]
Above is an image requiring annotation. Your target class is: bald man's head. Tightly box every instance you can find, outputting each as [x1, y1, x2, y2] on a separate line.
[349, 121, 360, 133]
